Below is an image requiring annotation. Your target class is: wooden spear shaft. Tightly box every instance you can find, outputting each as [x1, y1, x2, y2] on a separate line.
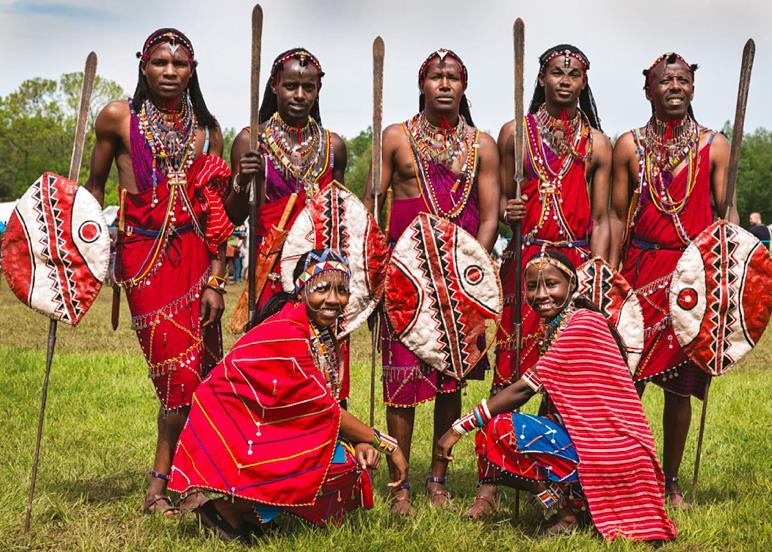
[247, 3, 263, 329]
[691, 38, 754, 504]
[23, 52, 97, 533]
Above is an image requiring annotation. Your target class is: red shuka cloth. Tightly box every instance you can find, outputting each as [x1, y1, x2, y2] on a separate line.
[119, 155, 231, 409]
[496, 114, 591, 387]
[621, 134, 713, 396]
[169, 301, 347, 507]
[537, 309, 676, 542]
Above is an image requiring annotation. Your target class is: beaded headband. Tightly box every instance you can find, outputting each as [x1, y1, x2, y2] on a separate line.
[643, 52, 698, 88]
[271, 49, 325, 84]
[294, 249, 350, 294]
[418, 48, 468, 90]
[137, 30, 195, 64]
[525, 254, 576, 286]
[540, 49, 589, 75]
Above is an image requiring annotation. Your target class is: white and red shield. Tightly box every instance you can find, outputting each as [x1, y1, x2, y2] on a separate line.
[670, 220, 772, 376]
[576, 257, 644, 375]
[385, 213, 503, 380]
[2, 173, 109, 325]
[280, 182, 388, 336]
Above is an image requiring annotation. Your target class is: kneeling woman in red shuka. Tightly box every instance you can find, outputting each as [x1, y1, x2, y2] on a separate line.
[169, 248, 408, 541]
[437, 249, 676, 542]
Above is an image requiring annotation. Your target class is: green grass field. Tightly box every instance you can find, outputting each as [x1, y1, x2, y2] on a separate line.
[0, 283, 770, 551]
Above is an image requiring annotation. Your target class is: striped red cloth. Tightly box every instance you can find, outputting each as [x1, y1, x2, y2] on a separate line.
[188, 154, 235, 252]
[538, 309, 677, 542]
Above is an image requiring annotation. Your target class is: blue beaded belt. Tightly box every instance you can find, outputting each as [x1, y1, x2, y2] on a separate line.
[631, 238, 685, 251]
[124, 224, 194, 238]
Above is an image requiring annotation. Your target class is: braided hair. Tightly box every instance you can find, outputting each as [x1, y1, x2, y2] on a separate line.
[528, 44, 602, 132]
[643, 52, 698, 119]
[259, 48, 324, 124]
[133, 28, 218, 129]
[417, 49, 475, 127]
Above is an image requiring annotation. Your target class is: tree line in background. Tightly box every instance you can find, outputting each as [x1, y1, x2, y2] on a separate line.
[1, 72, 769, 228]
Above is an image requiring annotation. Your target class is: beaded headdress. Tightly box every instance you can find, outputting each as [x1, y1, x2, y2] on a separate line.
[643, 52, 698, 89]
[525, 248, 577, 288]
[137, 29, 195, 65]
[271, 48, 325, 85]
[539, 48, 589, 76]
[418, 48, 468, 90]
[294, 248, 350, 295]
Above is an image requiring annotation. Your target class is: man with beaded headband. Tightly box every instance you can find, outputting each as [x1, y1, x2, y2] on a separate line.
[475, 45, 613, 517]
[609, 52, 733, 508]
[168, 249, 407, 541]
[436, 249, 676, 541]
[224, 48, 354, 401]
[364, 48, 500, 512]
[85, 28, 232, 515]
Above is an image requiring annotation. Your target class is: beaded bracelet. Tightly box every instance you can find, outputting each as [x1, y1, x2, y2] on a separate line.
[207, 275, 226, 291]
[373, 429, 399, 456]
[451, 399, 492, 436]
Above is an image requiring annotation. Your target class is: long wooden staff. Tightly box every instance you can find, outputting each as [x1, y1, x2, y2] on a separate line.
[23, 52, 97, 533]
[247, 3, 263, 328]
[111, 188, 126, 330]
[369, 36, 384, 426]
[690, 38, 755, 504]
[510, 18, 525, 520]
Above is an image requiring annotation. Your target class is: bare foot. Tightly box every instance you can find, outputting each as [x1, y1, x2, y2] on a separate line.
[427, 481, 452, 508]
[390, 488, 415, 516]
[466, 485, 497, 520]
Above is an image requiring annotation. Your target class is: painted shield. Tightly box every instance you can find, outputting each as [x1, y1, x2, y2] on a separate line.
[670, 220, 772, 376]
[385, 213, 503, 380]
[281, 182, 388, 336]
[576, 257, 644, 375]
[1, 172, 110, 325]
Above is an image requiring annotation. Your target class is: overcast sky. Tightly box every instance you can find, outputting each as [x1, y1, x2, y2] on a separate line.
[1, 0, 770, 140]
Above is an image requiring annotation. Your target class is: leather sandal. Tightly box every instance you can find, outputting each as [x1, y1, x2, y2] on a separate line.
[466, 493, 498, 519]
[193, 500, 250, 543]
[427, 476, 452, 508]
[389, 483, 415, 515]
[141, 494, 179, 518]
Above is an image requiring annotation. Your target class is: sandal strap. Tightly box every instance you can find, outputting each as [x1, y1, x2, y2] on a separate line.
[143, 494, 178, 514]
[473, 493, 497, 510]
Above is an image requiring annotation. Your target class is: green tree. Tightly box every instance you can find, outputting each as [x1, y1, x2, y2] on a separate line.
[343, 127, 372, 200]
[0, 72, 125, 202]
[735, 128, 772, 227]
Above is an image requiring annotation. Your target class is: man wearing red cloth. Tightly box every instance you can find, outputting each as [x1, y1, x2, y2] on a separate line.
[224, 49, 353, 401]
[364, 48, 500, 512]
[85, 28, 232, 515]
[475, 44, 613, 517]
[609, 52, 733, 508]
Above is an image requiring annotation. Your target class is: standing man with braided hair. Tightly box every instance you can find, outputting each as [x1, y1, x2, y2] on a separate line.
[85, 28, 232, 515]
[364, 49, 500, 513]
[609, 52, 732, 509]
[472, 45, 613, 518]
[224, 48, 352, 401]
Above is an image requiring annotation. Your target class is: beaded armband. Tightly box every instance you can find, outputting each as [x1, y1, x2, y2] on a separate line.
[521, 368, 543, 393]
[451, 399, 492, 436]
[206, 275, 227, 295]
[529, 482, 565, 519]
[373, 429, 399, 456]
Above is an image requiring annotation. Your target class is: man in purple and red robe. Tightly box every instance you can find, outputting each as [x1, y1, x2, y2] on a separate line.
[365, 48, 500, 512]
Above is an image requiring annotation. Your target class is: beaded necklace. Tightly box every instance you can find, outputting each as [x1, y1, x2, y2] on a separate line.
[309, 321, 341, 400]
[639, 116, 701, 244]
[264, 113, 330, 199]
[524, 107, 592, 244]
[137, 93, 198, 206]
[404, 113, 480, 220]
[537, 304, 575, 356]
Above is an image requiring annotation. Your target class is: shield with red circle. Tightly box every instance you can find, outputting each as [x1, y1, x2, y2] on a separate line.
[2, 173, 110, 325]
[670, 220, 772, 376]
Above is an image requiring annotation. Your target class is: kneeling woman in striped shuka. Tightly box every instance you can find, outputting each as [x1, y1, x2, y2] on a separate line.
[437, 249, 676, 542]
[169, 248, 408, 542]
